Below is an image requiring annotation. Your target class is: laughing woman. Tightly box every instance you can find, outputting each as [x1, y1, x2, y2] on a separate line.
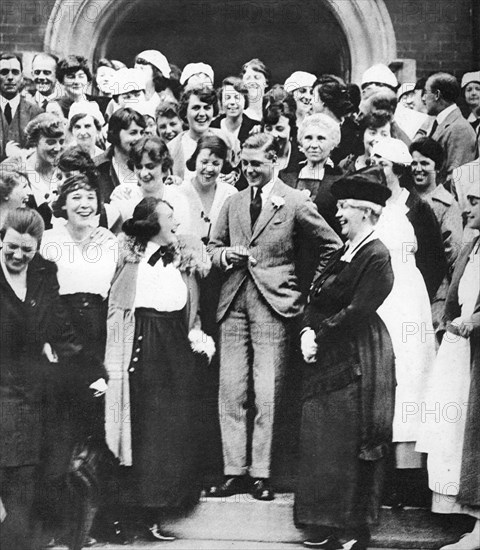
[23, 113, 66, 228]
[296, 167, 395, 550]
[104, 197, 212, 541]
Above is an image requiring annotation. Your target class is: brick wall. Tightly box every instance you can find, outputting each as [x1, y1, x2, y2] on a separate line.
[384, 0, 475, 80]
[0, 0, 477, 81]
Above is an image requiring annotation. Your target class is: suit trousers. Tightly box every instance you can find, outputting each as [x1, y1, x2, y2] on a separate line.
[219, 276, 290, 478]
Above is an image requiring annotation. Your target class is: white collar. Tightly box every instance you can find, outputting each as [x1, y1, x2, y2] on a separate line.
[0, 93, 20, 112]
[253, 178, 275, 199]
[436, 103, 457, 125]
[340, 229, 377, 263]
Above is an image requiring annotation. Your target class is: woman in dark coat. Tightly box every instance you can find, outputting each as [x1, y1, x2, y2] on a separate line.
[0, 208, 104, 550]
[295, 167, 395, 550]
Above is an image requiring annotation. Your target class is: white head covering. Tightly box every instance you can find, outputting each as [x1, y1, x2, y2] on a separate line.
[68, 100, 105, 126]
[110, 68, 146, 96]
[361, 64, 398, 90]
[136, 50, 171, 78]
[371, 137, 413, 165]
[284, 71, 316, 93]
[180, 62, 214, 86]
[397, 82, 416, 99]
[461, 71, 480, 88]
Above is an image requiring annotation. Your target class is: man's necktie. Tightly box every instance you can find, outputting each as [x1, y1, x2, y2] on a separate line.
[250, 186, 262, 228]
[429, 120, 438, 138]
[4, 102, 12, 125]
[42, 98, 48, 111]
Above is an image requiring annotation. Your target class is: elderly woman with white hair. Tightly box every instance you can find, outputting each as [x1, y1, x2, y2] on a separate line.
[296, 166, 395, 549]
[296, 113, 343, 235]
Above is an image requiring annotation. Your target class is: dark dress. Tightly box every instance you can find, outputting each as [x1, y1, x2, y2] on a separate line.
[295, 238, 395, 531]
[128, 303, 200, 508]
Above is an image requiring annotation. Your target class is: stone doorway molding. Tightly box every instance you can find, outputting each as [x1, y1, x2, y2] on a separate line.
[44, 0, 397, 84]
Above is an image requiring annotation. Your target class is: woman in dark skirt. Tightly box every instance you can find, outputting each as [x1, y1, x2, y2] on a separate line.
[295, 166, 396, 550]
[104, 196, 212, 541]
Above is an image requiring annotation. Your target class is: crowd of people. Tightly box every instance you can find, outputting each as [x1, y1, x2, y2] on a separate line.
[0, 48, 479, 550]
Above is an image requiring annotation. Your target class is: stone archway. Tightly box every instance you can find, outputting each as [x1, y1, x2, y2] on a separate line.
[44, 0, 397, 84]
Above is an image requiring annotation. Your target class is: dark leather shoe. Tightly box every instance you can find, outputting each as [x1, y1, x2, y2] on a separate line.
[252, 478, 275, 501]
[208, 475, 251, 497]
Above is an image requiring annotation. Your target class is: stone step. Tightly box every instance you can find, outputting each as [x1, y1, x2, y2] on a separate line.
[159, 494, 474, 549]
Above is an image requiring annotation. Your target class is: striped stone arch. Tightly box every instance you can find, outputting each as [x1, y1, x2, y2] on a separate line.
[44, 0, 397, 84]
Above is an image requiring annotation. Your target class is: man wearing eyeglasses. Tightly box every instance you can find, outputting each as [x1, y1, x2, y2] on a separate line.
[0, 52, 42, 160]
[31, 53, 62, 110]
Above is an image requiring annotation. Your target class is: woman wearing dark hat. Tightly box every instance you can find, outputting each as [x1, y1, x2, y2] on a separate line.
[295, 166, 395, 550]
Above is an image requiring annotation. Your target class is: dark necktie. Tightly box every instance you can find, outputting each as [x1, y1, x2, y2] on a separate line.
[4, 102, 12, 125]
[147, 245, 175, 267]
[42, 98, 48, 111]
[250, 186, 263, 228]
[429, 120, 438, 138]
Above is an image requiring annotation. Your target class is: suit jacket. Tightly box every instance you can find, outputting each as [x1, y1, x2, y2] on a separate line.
[208, 179, 342, 322]
[415, 106, 476, 188]
[0, 95, 42, 160]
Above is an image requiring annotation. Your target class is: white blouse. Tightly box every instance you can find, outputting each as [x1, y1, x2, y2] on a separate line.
[40, 224, 118, 299]
[134, 241, 187, 312]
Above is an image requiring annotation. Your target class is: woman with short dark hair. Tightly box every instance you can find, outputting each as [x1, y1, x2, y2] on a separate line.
[55, 55, 99, 118]
[104, 197, 212, 541]
[168, 87, 221, 180]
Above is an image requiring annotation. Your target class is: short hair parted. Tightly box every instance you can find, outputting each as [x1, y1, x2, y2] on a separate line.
[298, 113, 341, 147]
[409, 137, 444, 169]
[0, 52, 23, 71]
[428, 72, 460, 104]
[0, 170, 26, 204]
[122, 196, 173, 248]
[56, 55, 92, 84]
[241, 58, 271, 86]
[263, 99, 297, 139]
[359, 110, 393, 132]
[57, 146, 98, 180]
[242, 132, 280, 160]
[221, 76, 250, 109]
[68, 112, 102, 133]
[186, 134, 232, 173]
[107, 107, 146, 146]
[178, 86, 219, 123]
[129, 136, 173, 173]
[24, 113, 65, 148]
[51, 173, 102, 219]
[0, 207, 44, 245]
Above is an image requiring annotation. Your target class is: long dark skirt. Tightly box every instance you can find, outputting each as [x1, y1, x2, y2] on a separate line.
[129, 308, 201, 509]
[294, 380, 386, 530]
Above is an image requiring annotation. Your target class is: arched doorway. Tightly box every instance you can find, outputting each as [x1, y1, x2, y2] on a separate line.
[45, 0, 397, 84]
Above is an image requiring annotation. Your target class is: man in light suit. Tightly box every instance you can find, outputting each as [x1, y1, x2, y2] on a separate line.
[416, 72, 476, 195]
[0, 52, 42, 160]
[208, 133, 341, 500]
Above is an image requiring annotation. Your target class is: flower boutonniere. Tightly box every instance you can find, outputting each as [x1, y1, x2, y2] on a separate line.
[271, 195, 285, 209]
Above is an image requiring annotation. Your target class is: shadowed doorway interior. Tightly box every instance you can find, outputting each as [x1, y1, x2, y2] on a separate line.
[104, 0, 351, 84]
